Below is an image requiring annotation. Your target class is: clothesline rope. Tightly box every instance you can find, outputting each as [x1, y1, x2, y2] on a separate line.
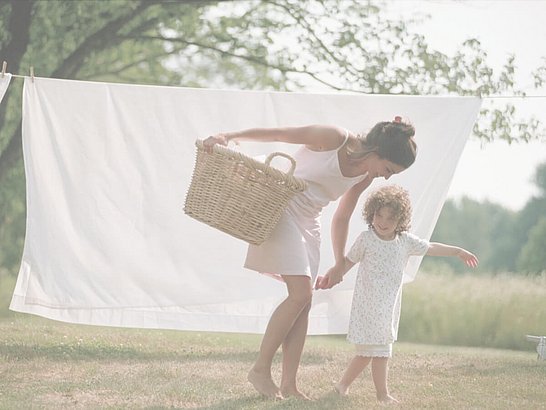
[3, 72, 546, 99]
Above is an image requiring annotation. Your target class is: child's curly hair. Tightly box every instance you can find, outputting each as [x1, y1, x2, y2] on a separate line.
[363, 185, 412, 234]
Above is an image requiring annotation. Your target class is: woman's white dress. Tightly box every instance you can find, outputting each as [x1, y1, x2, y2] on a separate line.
[244, 133, 367, 281]
[346, 229, 430, 345]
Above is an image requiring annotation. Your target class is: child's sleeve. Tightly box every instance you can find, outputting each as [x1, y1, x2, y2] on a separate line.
[347, 232, 366, 263]
[405, 232, 430, 256]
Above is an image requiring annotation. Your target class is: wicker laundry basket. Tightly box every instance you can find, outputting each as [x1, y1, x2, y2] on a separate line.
[184, 140, 307, 245]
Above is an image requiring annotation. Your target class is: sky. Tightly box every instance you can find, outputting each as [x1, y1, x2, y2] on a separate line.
[392, 0, 546, 210]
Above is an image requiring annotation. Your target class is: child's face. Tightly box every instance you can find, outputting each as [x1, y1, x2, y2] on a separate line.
[372, 206, 400, 239]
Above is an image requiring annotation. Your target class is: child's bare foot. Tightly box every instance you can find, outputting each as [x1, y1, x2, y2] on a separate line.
[280, 386, 312, 401]
[334, 382, 349, 396]
[247, 368, 283, 399]
[377, 393, 399, 404]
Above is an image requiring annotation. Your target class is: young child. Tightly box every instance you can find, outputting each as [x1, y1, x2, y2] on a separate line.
[316, 184, 478, 403]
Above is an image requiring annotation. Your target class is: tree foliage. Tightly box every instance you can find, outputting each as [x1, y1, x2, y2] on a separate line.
[517, 217, 546, 274]
[514, 163, 546, 273]
[421, 197, 518, 274]
[0, 0, 545, 273]
[423, 161, 546, 275]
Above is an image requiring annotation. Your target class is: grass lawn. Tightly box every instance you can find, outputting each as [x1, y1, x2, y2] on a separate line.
[0, 314, 544, 409]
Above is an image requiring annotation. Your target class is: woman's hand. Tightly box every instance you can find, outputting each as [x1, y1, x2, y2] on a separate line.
[203, 134, 229, 153]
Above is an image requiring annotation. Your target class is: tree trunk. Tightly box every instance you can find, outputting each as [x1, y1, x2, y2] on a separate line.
[0, 1, 157, 183]
[0, 0, 34, 181]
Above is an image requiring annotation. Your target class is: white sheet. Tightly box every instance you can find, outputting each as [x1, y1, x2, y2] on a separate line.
[0, 73, 11, 103]
[10, 77, 481, 334]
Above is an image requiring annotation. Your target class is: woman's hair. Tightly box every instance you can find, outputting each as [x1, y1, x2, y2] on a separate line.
[348, 118, 417, 169]
[363, 184, 412, 234]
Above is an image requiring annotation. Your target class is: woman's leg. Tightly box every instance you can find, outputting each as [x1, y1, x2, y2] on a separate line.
[371, 357, 398, 403]
[248, 275, 312, 398]
[280, 300, 312, 398]
[335, 355, 372, 396]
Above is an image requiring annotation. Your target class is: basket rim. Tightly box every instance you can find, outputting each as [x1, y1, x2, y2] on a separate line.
[195, 139, 307, 192]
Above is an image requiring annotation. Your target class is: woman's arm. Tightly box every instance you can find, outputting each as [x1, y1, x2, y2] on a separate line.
[426, 242, 479, 268]
[316, 177, 372, 289]
[331, 177, 372, 263]
[203, 125, 345, 152]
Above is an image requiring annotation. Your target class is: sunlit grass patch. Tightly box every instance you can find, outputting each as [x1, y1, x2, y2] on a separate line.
[0, 316, 545, 409]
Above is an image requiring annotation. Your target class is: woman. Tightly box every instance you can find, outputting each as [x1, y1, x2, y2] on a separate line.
[203, 117, 417, 399]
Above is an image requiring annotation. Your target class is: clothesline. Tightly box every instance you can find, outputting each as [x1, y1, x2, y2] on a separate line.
[2, 70, 546, 99]
[6, 74, 29, 79]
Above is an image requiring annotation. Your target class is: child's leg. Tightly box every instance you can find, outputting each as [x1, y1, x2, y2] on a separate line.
[371, 357, 398, 403]
[335, 355, 372, 396]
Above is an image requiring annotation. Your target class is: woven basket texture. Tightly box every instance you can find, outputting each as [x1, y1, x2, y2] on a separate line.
[184, 140, 306, 245]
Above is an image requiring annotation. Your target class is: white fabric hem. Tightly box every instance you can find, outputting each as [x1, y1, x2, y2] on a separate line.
[244, 265, 312, 278]
[354, 343, 393, 358]
[355, 352, 392, 358]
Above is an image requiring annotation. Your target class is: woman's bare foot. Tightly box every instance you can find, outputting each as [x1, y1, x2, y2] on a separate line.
[334, 382, 349, 396]
[247, 368, 283, 399]
[377, 392, 399, 404]
[280, 386, 312, 400]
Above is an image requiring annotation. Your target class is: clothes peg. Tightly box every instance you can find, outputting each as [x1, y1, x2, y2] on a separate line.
[30, 66, 34, 82]
[1, 61, 6, 78]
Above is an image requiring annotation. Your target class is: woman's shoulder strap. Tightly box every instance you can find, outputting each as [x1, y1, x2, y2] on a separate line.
[336, 128, 350, 151]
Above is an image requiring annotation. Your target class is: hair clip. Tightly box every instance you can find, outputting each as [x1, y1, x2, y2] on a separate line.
[394, 116, 402, 123]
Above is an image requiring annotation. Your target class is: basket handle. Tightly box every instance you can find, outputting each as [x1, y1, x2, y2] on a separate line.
[265, 152, 297, 176]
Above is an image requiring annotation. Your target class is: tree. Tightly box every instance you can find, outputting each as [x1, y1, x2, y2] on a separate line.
[533, 162, 546, 194]
[421, 197, 517, 273]
[422, 162, 546, 275]
[515, 162, 546, 273]
[0, 0, 544, 273]
[2, 1, 544, 181]
[517, 217, 546, 274]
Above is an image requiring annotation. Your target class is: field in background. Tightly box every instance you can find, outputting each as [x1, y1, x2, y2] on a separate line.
[400, 271, 546, 351]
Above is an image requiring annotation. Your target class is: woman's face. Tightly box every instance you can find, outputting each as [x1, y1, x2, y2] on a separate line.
[368, 156, 406, 180]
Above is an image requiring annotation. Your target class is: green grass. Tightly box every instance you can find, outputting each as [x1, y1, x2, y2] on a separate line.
[1, 271, 545, 408]
[0, 274, 16, 318]
[0, 315, 545, 409]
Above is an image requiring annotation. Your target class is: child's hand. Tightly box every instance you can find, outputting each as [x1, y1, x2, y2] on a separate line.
[316, 266, 344, 289]
[315, 276, 326, 290]
[427, 243, 479, 269]
[458, 249, 479, 268]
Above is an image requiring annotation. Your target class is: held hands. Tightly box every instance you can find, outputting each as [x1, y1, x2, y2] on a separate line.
[203, 134, 229, 153]
[315, 264, 345, 290]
